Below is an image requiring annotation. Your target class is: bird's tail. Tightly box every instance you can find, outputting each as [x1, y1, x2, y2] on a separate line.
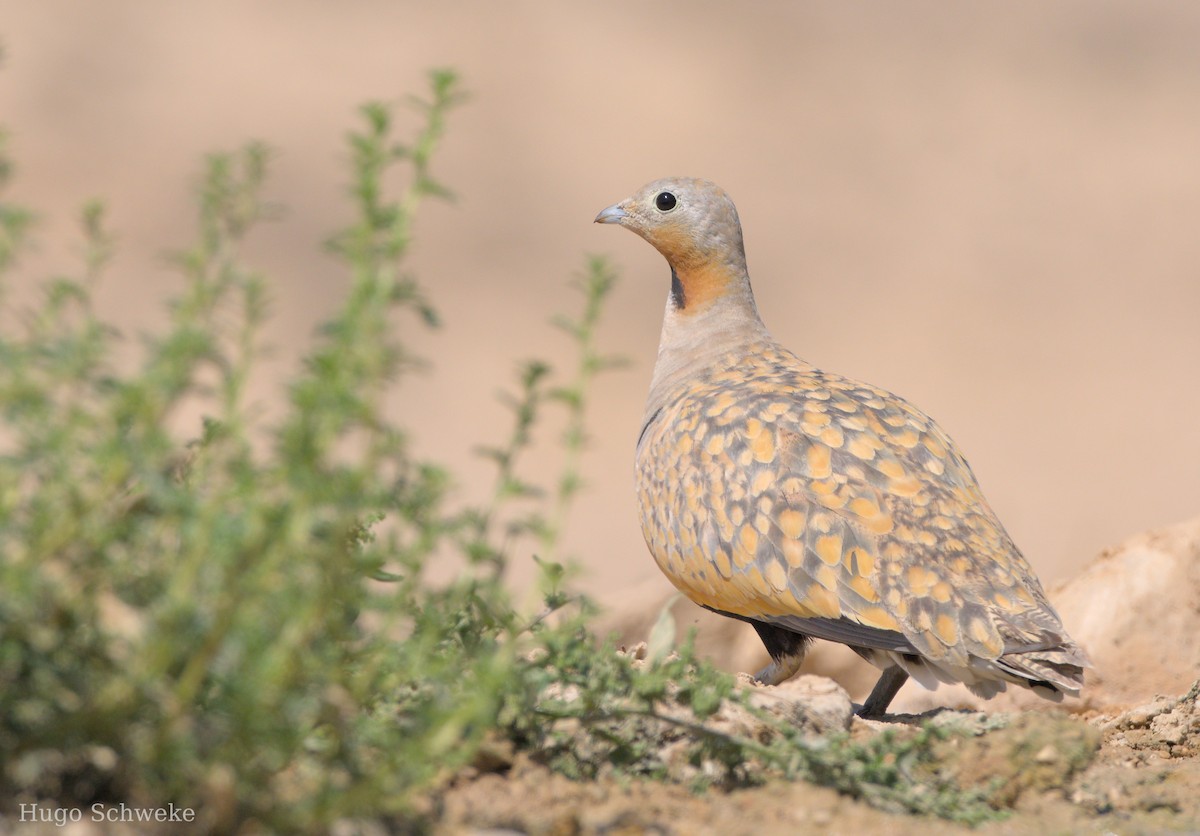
[985, 641, 1091, 700]
[870, 638, 1092, 702]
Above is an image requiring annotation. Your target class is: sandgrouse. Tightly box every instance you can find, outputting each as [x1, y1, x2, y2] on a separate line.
[596, 177, 1088, 715]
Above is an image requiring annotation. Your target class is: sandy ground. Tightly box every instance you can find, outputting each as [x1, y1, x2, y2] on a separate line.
[433, 685, 1200, 835]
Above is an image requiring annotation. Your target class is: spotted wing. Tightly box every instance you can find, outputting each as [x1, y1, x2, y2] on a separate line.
[637, 350, 1079, 685]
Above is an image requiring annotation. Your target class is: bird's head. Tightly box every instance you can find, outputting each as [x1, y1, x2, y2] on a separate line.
[595, 178, 752, 315]
[594, 177, 746, 275]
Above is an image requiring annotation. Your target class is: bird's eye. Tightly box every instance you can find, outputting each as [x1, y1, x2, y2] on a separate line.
[655, 191, 677, 212]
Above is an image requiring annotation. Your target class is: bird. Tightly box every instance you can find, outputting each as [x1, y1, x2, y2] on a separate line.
[595, 177, 1088, 715]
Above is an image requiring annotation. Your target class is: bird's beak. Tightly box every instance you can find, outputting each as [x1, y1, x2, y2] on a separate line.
[594, 203, 629, 225]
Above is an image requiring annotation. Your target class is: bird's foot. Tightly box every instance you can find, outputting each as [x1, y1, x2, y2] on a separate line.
[752, 651, 805, 687]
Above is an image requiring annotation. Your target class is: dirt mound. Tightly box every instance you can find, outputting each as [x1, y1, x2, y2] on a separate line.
[1052, 517, 1200, 707]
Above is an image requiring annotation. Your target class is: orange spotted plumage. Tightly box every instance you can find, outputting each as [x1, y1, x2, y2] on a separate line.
[596, 177, 1088, 715]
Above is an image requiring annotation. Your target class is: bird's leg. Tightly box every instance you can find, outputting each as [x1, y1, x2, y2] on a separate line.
[754, 652, 806, 686]
[748, 621, 810, 686]
[858, 666, 908, 717]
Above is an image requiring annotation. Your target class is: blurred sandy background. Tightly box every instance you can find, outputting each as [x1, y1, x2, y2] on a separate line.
[4, 2, 1198, 619]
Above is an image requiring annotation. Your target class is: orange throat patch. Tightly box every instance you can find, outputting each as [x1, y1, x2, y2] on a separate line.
[671, 263, 740, 314]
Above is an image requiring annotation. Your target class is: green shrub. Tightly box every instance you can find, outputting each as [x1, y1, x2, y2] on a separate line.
[0, 69, 552, 830]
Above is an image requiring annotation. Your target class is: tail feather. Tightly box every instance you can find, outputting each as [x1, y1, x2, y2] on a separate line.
[862, 639, 1090, 704]
[992, 646, 1089, 697]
